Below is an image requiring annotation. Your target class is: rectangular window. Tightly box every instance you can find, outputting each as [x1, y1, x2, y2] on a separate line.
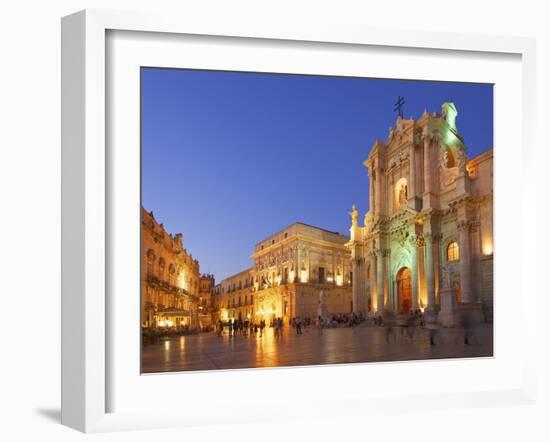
[318, 267, 325, 283]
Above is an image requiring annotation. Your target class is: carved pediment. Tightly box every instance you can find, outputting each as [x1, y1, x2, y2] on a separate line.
[387, 148, 410, 172]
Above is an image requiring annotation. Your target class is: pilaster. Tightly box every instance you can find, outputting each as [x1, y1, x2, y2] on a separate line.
[376, 249, 384, 314]
[458, 219, 472, 303]
[410, 233, 420, 311]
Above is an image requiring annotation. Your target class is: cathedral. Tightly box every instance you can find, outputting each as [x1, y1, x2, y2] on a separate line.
[347, 103, 493, 324]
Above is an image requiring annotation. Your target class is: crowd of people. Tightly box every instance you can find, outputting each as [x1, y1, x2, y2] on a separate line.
[214, 308, 479, 347]
[216, 317, 287, 338]
[216, 312, 368, 338]
[371, 309, 426, 344]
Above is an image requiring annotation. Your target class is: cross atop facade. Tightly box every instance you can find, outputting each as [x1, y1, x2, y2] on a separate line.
[394, 95, 405, 118]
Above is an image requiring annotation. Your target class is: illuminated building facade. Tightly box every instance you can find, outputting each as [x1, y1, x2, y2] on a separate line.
[213, 223, 353, 324]
[198, 273, 215, 329]
[141, 207, 201, 328]
[347, 103, 493, 322]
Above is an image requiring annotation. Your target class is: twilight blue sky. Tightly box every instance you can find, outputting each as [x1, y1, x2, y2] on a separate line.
[141, 68, 493, 281]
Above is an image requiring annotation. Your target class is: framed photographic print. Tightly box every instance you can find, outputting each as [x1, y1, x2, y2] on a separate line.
[61, 9, 537, 433]
[139, 68, 494, 374]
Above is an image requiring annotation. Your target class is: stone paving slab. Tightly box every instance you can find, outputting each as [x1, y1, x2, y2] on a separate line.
[141, 323, 493, 373]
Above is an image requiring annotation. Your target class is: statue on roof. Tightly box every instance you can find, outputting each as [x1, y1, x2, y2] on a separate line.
[348, 204, 358, 227]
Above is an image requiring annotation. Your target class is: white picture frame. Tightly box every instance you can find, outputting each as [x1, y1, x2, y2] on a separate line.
[61, 9, 537, 433]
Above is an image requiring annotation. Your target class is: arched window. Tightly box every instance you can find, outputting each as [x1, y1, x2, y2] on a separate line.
[447, 241, 460, 262]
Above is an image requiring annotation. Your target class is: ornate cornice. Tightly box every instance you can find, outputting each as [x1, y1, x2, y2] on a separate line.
[251, 234, 349, 260]
[448, 193, 474, 210]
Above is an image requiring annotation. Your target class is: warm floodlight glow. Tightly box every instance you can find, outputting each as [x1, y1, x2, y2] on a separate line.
[483, 241, 493, 255]
[300, 269, 308, 283]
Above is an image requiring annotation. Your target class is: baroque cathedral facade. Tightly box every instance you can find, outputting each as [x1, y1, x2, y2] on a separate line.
[347, 103, 493, 322]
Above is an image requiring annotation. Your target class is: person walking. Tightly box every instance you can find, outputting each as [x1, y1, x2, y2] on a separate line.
[385, 320, 395, 344]
[296, 317, 302, 335]
[317, 316, 324, 335]
[424, 310, 438, 346]
[406, 311, 416, 341]
[461, 314, 476, 345]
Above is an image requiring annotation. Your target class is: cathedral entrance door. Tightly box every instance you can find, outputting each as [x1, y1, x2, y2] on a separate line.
[396, 267, 412, 313]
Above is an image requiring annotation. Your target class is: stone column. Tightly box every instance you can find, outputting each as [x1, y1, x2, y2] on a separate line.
[382, 249, 390, 310]
[423, 138, 431, 195]
[385, 250, 394, 312]
[361, 259, 366, 312]
[408, 142, 416, 206]
[295, 245, 300, 282]
[411, 236, 419, 310]
[458, 220, 472, 302]
[352, 254, 359, 313]
[425, 232, 436, 311]
[307, 248, 311, 282]
[370, 252, 376, 313]
[376, 166, 383, 217]
[369, 165, 375, 217]
[376, 250, 384, 313]
[332, 254, 336, 285]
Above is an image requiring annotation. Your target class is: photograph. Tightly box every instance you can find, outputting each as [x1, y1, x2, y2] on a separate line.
[139, 68, 494, 373]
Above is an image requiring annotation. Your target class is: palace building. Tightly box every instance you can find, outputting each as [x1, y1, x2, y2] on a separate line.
[212, 222, 353, 324]
[198, 273, 215, 329]
[347, 103, 493, 323]
[141, 207, 201, 329]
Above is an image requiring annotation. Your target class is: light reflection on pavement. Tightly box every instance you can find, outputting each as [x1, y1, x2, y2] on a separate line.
[141, 323, 493, 373]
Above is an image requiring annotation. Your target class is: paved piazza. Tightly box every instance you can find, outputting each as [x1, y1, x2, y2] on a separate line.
[141, 323, 493, 373]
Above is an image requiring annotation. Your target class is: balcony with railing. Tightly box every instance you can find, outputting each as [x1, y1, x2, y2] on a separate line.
[145, 274, 198, 301]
